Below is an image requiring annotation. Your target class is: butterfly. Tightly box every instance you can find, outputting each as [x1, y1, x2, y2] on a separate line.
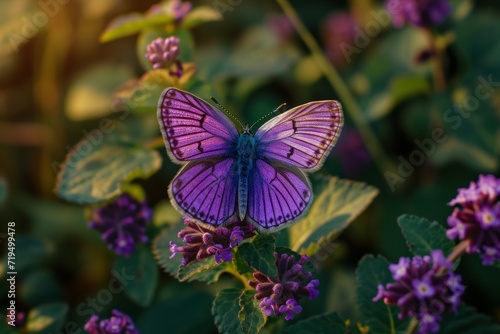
[157, 88, 343, 233]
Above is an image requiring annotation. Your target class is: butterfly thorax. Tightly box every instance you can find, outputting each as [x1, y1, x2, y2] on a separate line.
[236, 127, 255, 220]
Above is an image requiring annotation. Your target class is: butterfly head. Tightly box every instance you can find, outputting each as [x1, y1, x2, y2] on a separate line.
[242, 124, 253, 136]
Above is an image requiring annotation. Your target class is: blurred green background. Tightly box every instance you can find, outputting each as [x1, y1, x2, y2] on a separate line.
[0, 0, 499, 332]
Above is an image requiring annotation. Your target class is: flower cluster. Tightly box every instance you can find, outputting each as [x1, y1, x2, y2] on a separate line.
[170, 218, 254, 266]
[171, 0, 192, 24]
[373, 250, 465, 334]
[88, 193, 152, 257]
[447, 174, 500, 265]
[84, 310, 139, 334]
[322, 12, 357, 67]
[249, 253, 319, 321]
[386, 0, 452, 28]
[145, 37, 183, 77]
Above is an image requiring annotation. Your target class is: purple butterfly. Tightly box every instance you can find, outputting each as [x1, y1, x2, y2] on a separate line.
[157, 88, 343, 232]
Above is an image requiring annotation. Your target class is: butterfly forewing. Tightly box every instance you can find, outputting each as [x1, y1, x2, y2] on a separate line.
[246, 159, 312, 232]
[169, 157, 239, 226]
[158, 88, 239, 163]
[254, 101, 343, 171]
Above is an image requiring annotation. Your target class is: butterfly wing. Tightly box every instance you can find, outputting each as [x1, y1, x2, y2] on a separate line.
[169, 157, 239, 227]
[254, 101, 343, 171]
[158, 88, 239, 163]
[246, 158, 312, 232]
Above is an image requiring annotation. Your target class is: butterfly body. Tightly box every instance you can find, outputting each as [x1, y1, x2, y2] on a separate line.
[236, 127, 256, 220]
[158, 88, 343, 233]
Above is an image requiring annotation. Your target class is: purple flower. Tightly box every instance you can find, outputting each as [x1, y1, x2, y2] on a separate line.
[373, 250, 465, 334]
[386, 0, 452, 28]
[248, 253, 319, 320]
[83, 310, 139, 334]
[265, 14, 294, 42]
[321, 12, 357, 67]
[145, 37, 183, 76]
[171, 0, 192, 24]
[88, 194, 152, 257]
[334, 128, 371, 176]
[447, 174, 500, 265]
[170, 218, 254, 266]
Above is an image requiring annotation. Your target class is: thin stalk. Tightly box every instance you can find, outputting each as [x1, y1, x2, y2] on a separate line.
[423, 27, 446, 90]
[276, 0, 395, 175]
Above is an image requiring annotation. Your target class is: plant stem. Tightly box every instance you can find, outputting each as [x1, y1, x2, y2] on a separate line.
[276, 0, 395, 176]
[405, 317, 420, 334]
[423, 27, 446, 90]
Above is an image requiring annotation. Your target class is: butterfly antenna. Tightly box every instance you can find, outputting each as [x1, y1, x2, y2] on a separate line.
[210, 96, 245, 130]
[249, 103, 287, 131]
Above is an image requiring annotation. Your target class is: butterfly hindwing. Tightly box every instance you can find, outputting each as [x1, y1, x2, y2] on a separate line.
[255, 101, 343, 171]
[158, 88, 239, 163]
[246, 158, 312, 232]
[169, 157, 239, 227]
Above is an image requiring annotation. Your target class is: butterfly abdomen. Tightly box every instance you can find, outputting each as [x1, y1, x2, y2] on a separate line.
[237, 132, 256, 220]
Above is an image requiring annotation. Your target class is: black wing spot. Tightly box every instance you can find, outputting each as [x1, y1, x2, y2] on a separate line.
[299, 201, 304, 208]
[287, 147, 294, 158]
[177, 193, 183, 201]
[291, 119, 297, 133]
[175, 180, 183, 189]
[175, 149, 183, 157]
[167, 90, 176, 97]
[293, 210, 298, 215]
[269, 218, 274, 224]
[199, 211, 205, 218]
[171, 139, 178, 147]
[166, 119, 172, 125]
[182, 202, 188, 208]
[321, 139, 328, 147]
[303, 190, 309, 198]
[166, 100, 172, 106]
[277, 215, 283, 222]
[190, 207, 196, 213]
[168, 128, 174, 135]
[209, 215, 215, 222]
[315, 149, 321, 157]
[286, 214, 291, 219]
[200, 114, 207, 127]
[197, 142, 204, 153]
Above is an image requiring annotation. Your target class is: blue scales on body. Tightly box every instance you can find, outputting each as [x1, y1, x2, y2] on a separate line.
[236, 126, 255, 220]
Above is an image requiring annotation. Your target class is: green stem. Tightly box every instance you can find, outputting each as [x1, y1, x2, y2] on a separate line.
[226, 268, 252, 289]
[423, 28, 446, 90]
[276, 0, 395, 175]
[405, 318, 420, 334]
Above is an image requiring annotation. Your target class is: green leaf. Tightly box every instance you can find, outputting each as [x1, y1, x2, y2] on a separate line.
[100, 12, 174, 43]
[397, 215, 456, 257]
[288, 176, 378, 255]
[356, 255, 408, 334]
[153, 225, 183, 279]
[26, 303, 68, 334]
[187, 261, 232, 284]
[237, 235, 277, 277]
[177, 257, 220, 282]
[232, 249, 256, 276]
[285, 312, 346, 334]
[238, 290, 266, 334]
[114, 246, 159, 307]
[198, 26, 300, 81]
[20, 270, 63, 307]
[440, 305, 500, 334]
[181, 6, 222, 29]
[54, 135, 161, 204]
[0, 236, 53, 274]
[65, 64, 134, 120]
[212, 289, 244, 334]
[138, 283, 215, 334]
